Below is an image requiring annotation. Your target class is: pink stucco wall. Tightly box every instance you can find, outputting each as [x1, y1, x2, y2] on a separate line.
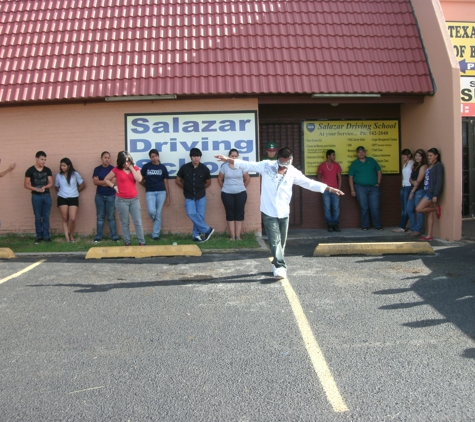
[0, 98, 262, 237]
[440, 0, 475, 20]
[401, 0, 462, 241]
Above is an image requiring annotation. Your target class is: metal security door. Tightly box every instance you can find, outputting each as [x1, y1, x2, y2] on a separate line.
[462, 118, 475, 217]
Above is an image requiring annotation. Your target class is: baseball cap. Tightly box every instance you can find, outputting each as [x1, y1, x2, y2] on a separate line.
[356, 146, 366, 152]
[266, 142, 278, 150]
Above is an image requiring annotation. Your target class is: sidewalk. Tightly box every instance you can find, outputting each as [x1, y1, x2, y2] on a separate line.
[280, 218, 475, 246]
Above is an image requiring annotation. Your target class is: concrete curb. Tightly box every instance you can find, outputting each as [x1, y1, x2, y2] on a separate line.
[85, 244, 202, 259]
[313, 242, 434, 256]
[0, 248, 16, 259]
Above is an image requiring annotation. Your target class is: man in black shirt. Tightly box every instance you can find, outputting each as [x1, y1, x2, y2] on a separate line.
[175, 148, 214, 242]
[24, 151, 54, 244]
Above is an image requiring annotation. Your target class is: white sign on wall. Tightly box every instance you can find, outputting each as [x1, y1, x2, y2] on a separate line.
[125, 111, 258, 176]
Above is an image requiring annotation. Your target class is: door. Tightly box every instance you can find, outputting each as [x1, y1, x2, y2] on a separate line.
[462, 118, 475, 217]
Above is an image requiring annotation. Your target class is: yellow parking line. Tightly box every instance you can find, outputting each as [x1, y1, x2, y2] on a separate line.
[0, 259, 46, 285]
[281, 277, 349, 413]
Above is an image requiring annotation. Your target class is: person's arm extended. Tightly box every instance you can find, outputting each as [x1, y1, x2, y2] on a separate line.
[215, 155, 264, 174]
[0, 163, 16, 177]
[294, 172, 344, 196]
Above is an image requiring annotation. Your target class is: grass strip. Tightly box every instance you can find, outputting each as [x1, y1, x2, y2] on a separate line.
[0, 232, 261, 253]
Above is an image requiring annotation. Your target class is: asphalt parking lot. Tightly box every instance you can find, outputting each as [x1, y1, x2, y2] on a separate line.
[1, 233, 475, 421]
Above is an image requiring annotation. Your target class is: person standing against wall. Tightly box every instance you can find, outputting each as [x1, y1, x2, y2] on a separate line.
[348, 146, 383, 231]
[175, 148, 214, 243]
[104, 151, 146, 246]
[260, 142, 279, 161]
[406, 149, 428, 238]
[24, 151, 53, 244]
[392, 149, 414, 232]
[317, 149, 342, 232]
[140, 149, 170, 240]
[54, 157, 85, 242]
[218, 148, 250, 241]
[92, 151, 119, 242]
[415, 147, 444, 241]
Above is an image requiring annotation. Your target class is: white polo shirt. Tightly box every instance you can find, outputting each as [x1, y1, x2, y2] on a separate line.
[233, 159, 327, 218]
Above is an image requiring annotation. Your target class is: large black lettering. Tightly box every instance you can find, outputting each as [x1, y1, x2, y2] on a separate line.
[461, 88, 473, 102]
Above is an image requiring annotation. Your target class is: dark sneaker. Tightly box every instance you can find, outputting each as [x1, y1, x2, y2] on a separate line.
[333, 224, 341, 232]
[202, 228, 214, 242]
[377, 227, 384, 231]
[44, 238, 52, 242]
[112, 238, 119, 242]
[34, 238, 42, 244]
[327, 224, 334, 232]
[193, 236, 203, 243]
[152, 236, 160, 241]
[125, 242, 131, 246]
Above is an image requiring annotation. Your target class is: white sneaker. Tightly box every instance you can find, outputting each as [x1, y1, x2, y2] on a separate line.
[273, 267, 287, 280]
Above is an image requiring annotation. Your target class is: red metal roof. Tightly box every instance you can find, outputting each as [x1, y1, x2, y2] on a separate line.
[0, 0, 434, 104]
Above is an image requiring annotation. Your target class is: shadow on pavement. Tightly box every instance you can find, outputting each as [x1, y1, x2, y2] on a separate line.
[371, 243, 475, 359]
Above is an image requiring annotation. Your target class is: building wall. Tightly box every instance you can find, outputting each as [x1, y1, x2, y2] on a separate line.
[0, 98, 262, 237]
[402, 0, 462, 240]
[440, 0, 475, 20]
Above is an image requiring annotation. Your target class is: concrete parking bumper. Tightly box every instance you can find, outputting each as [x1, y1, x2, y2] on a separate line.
[313, 241, 434, 256]
[85, 244, 202, 259]
[0, 248, 16, 259]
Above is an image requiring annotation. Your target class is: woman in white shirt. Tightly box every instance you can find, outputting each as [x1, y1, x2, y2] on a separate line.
[392, 149, 414, 232]
[54, 158, 85, 242]
[217, 149, 250, 241]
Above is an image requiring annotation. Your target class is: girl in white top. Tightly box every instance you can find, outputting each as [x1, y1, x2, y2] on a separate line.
[54, 157, 85, 242]
[392, 149, 414, 232]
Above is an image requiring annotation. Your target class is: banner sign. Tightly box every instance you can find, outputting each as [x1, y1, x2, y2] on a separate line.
[303, 120, 400, 176]
[446, 21, 475, 116]
[125, 111, 258, 176]
[446, 21, 475, 77]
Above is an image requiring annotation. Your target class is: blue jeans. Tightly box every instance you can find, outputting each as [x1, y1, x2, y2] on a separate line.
[322, 190, 340, 225]
[354, 184, 381, 229]
[262, 212, 289, 269]
[115, 196, 145, 244]
[398, 186, 412, 229]
[94, 194, 119, 241]
[146, 191, 167, 237]
[31, 193, 52, 240]
[185, 197, 210, 238]
[406, 189, 425, 233]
